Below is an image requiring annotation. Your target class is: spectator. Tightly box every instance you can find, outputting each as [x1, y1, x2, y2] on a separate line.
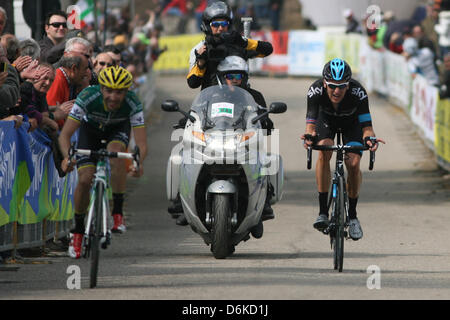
[411, 1, 428, 25]
[388, 31, 404, 54]
[412, 24, 436, 54]
[1, 34, 20, 63]
[93, 52, 114, 75]
[126, 62, 147, 94]
[439, 52, 450, 98]
[373, 11, 399, 50]
[403, 37, 440, 86]
[161, 0, 189, 34]
[0, 34, 32, 81]
[19, 63, 57, 132]
[194, 0, 208, 32]
[63, 37, 93, 62]
[0, 7, 6, 36]
[46, 29, 88, 65]
[61, 36, 94, 89]
[383, 11, 415, 50]
[343, 9, 362, 34]
[19, 38, 41, 60]
[421, 1, 441, 58]
[39, 11, 68, 63]
[254, 0, 270, 23]
[46, 52, 89, 129]
[0, 44, 20, 117]
[269, 0, 283, 31]
[104, 45, 123, 67]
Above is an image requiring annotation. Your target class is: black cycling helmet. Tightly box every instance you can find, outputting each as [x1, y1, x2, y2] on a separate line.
[200, 1, 233, 34]
[322, 58, 352, 82]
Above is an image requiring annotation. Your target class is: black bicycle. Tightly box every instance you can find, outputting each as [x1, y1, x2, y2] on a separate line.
[69, 142, 140, 288]
[305, 131, 375, 272]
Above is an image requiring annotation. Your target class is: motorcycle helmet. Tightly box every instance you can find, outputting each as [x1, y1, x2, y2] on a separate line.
[200, 1, 233, 34]
[217, 55, 249, 87]
[322, 58, 352, 82]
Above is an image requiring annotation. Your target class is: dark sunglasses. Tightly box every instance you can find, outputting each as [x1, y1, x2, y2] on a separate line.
[98, 61, 113, 67]
[225, 73, 243, 80]
[48, 22, 67, 29]
[325, 81, 349, 90]
[210, 21, 229, 28]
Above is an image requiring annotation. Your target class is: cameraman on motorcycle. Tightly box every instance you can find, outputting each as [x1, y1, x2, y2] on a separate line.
[187, 1, 273, 90]
[171, 55, 276, 226]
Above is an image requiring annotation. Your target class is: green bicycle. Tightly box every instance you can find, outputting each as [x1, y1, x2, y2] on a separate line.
[69, 142, 140, 288]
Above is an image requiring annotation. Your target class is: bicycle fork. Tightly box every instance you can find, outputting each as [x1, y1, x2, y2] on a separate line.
[83, 181, 112, 257]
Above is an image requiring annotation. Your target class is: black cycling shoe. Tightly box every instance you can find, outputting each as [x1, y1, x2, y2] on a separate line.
[176, 214, 188, 226]
[250, 221, 264, 239]
[313, 214, 329, 231]
[168, 202, 183, 215]
[261, 203, 274, 221]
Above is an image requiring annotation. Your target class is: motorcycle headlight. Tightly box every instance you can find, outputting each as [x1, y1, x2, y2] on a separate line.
[192, 130, 206, 142]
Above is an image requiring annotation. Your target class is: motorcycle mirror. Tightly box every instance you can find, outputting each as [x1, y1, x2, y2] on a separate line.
[161, 100, 179, 112]
[269, 102, 287, 114]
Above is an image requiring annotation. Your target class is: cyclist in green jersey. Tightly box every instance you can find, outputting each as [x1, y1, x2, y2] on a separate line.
[59, 66, 148, 259]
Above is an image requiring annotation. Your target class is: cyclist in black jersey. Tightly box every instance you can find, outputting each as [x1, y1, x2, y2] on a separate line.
[301, 58, 385, 240]
[59, 66, 148, 258]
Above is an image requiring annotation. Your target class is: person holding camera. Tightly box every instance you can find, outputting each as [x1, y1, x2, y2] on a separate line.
[187, 1, 273, 90]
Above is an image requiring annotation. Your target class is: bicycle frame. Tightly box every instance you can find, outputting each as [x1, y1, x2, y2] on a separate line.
[84, 158, 111, 252]
[305, 129, 375, 272]
[326, 132, 348, 237]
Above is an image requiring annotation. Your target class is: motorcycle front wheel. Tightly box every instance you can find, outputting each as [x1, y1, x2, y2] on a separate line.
[211, 194, 233, 259]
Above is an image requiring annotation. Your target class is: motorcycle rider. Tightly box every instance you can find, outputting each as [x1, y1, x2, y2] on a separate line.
[217, 55, 276, 223]
[172, 55, 276, 226]
[187, 1, 273, 90]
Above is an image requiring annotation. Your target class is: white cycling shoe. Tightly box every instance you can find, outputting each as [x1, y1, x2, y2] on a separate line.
[348, 218, 363, 240]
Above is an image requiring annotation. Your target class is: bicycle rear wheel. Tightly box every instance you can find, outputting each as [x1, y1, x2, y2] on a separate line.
[90, 182, 104, 288]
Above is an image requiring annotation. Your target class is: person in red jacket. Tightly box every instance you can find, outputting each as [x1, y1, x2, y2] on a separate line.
[46, 52, 89, 129]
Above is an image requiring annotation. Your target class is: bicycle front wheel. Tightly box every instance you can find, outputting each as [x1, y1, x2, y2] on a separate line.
[334, 176, 345, 272]
[90, 182, 104, 288]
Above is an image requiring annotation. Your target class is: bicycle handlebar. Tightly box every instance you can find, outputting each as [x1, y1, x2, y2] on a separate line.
[306, 143, 375, 171]
[69, 143, 141, 172]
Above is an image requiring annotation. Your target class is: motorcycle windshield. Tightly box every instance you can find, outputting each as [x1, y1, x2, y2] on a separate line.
[190, 85, 259, 131]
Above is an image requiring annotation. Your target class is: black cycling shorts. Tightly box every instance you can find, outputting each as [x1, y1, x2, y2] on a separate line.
[315, 111, 364, 156]
[76, 120, 131, 168]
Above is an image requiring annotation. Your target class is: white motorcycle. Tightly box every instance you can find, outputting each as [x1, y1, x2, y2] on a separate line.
[163, 84, 286, 258]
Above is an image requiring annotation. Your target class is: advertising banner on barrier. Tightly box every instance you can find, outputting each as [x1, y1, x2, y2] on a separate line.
[410, 74, 438, 143]
[249, 31, 289, 74]
[0, 122, 34, 226]
[324, 32, 363, 74]
[0, 123, 77, 226]
[385, 51, 412, 109]
[153, 33, 204, 72]
[288, 30, 325, 76]
[435, 98, 450, 167]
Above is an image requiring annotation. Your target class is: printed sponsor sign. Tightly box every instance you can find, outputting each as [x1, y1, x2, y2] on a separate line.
[410, 74, 438, 143]
[211, 103, 234, 118]
[0, 124, 77, 226]
[287, 31, 325, 76]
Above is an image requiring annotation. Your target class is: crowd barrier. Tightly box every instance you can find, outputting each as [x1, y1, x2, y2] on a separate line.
[0, 122, 77, 255]
[0, 72, 155, 256]
[1, 33, 448, 255]
[153, 30, 450, 171]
